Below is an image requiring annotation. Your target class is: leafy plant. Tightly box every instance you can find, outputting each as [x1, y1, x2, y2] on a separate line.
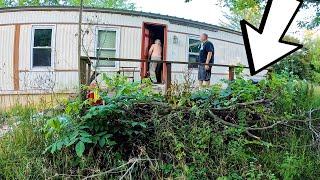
[2, 72, 320, 179]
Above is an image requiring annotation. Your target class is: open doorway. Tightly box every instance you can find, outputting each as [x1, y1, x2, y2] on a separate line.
[140, 22, 167, 83]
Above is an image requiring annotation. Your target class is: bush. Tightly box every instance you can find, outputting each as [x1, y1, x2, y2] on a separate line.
[1, 73, 320, 179]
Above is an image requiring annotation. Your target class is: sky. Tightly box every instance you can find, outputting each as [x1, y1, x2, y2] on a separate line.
[131, 0, 319, 38]
[131, 0, 225, 25]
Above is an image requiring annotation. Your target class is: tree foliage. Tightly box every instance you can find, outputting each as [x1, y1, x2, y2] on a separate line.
[300, 0, 320, 29]
[186, 0, 319, 30]
[219, 0, 263, 31]
[274, 34, 320, 83]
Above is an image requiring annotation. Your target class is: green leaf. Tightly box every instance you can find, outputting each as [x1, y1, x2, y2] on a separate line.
[80, 137, 92, 143]
[69, 131, 79, 140]
[131, 122, 147, 128]
[99, 138, 106, 147]
[75, 141, 85, 157]
[64, 137, 70, 144]
[79, 131, 92, 137]
[43, 144, 52, 154]
[66, 137, 78, 147]
[56, 141, 64, 151]
[50, 143, 57, 154]
[108, 140, 117, 146]
[96, 131, 108, 137]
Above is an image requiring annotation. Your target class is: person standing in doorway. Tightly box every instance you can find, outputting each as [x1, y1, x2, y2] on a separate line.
[148, 39, 162, 83]
[198, 33, 214, 88]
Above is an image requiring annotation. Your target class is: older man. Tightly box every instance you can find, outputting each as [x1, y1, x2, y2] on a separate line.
[198, 33, 214, 88]
[148, 39, 162, 83]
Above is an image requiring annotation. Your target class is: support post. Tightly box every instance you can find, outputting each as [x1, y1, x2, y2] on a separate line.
[78, 0, 84, 98]
[79, 59, 85, 84]
[87, 62, 92, 85]
[13, 24, 20, 91]
[165, 62, 172, 93]
[228, 66, 235, 81]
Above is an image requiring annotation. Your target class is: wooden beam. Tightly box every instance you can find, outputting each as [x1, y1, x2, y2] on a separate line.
[13, 24, 20, 91]
[228, 66, 235, 81]
[80, 57, 251, 69]
[165, 62, 171, 93]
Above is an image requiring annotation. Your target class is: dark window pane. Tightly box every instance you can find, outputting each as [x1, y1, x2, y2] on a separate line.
[34, 29, 52, 47]
[188, 54, 198, 68]
[189, 38, 200, 69]
[33, 48, 51, 67]
[189, 39, 200, 53]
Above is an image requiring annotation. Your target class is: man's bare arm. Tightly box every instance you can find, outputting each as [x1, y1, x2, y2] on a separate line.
[206, 52, 213, 64]
[148, 45, 154, 58]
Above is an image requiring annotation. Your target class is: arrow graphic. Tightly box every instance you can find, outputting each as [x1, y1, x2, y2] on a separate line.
[241, 0, 303, 76]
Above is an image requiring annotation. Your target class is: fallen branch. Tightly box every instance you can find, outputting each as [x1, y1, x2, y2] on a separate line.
[82, 158, 157, 180]
[212, 97, 275, 111]
[308, 109, 320, 147]
[245, 130, 261, 140]
[208, 110, 313, 131]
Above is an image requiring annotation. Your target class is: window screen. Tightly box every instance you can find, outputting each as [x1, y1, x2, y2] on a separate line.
[96, 30, 117, 67]
[32, 28, 53, 67]
[188, 38, 200, 68]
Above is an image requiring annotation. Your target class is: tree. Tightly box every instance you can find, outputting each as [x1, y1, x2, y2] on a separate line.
[66, 0, 135, 9]
[186, 0, 319, 30]
[219, 0, 263, 31]
[0, 0, 136, 10]
[185, 0, 264, 30]
[274, 34, 320, 83]
[300, 0, 320, 29]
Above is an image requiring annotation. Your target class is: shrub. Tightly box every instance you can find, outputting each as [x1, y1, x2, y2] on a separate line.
[1, 73, 320, 179]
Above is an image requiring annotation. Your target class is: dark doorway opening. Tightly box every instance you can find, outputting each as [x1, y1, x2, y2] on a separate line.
[141, 23, 167, 83]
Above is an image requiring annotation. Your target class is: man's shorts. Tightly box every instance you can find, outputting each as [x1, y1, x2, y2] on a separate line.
[198, 65, 212, 81]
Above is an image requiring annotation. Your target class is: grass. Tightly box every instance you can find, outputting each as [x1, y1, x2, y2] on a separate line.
[0, 115, 46, 179]
[1, 75, 320, 179]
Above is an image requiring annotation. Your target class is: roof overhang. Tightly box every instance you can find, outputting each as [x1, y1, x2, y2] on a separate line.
[0, 6, 242, 35]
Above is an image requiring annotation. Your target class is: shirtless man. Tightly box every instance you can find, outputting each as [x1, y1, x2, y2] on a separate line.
[148, 39, 162, 82]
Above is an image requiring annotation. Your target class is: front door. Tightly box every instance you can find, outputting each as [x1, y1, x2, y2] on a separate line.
[140, 23, 167, 81]
[140, 26, 150, 78]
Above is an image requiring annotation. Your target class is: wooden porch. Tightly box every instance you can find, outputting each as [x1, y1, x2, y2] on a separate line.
[80, 56, 255, 93]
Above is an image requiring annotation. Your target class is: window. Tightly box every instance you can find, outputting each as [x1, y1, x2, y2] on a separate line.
[188, 37, 201, 68]
[96, 28, 119, 68]
[32, 26, 54, 68]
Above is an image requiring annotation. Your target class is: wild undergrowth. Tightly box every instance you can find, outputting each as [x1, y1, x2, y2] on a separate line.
[1, 71, 320, 179]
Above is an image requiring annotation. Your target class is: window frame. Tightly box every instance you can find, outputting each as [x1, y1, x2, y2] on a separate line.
[94, 27, 120, 70]
[30, 25, 56, 71]
[187, 35, 201, 69]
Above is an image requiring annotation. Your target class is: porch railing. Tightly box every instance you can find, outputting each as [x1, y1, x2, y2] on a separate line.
[80, 57, 257, 91]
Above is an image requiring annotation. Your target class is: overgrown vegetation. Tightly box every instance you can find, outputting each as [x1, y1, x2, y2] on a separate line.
[1, 70, 320, 179]
[274, 35, 320, 84]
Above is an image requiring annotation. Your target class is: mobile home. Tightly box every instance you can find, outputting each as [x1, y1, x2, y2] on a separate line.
[0, 7, 263, 108]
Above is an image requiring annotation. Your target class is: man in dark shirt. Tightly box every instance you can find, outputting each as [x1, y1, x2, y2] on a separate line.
[198, 33, 214, 88]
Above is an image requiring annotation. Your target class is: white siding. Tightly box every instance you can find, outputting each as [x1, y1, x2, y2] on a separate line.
[55, 24, 79, 70]
[18, 24, 79, 92]
[0, 8, 265, 97]
[19, 24, 32, 70]
[19, 71, 78, 92]
[0, 11, 79, 25]
[0, 25, 14, 91]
